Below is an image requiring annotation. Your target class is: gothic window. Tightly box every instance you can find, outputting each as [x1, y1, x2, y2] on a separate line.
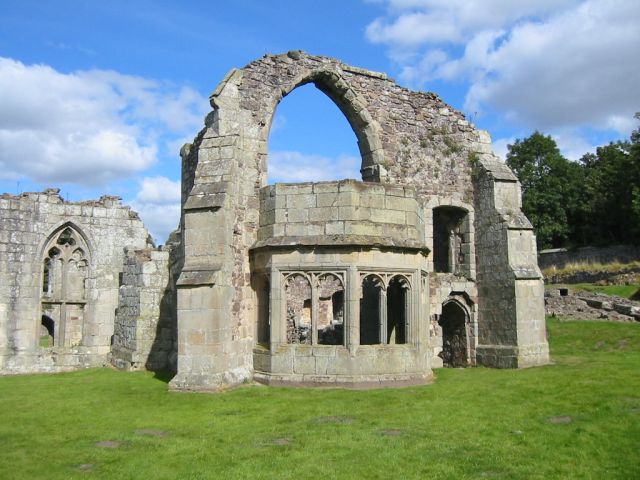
[40, 225, 90, 348]
[360, 275, 384, 345]
[387, 276, 410, 345]
[285, 274, 312, 344]
[317, 274, 344, 346]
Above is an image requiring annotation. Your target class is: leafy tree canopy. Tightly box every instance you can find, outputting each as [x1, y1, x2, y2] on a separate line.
[505, 115, 640, 250]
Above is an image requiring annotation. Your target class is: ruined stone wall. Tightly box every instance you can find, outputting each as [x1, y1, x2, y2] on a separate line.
[111, 246, 176, 371]
[175, 51, 547, 390]
[539, 245, 640, 271]
[473, 162, 548, 367]
[0, 189, 151, 373]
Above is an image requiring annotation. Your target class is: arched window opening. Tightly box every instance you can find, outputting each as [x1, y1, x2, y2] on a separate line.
[317, 274, 344, 346]
[433, 206, 468, 274]
[42, 257, 52, 294]
[387, 276, 409, 345]
[285, 274, 312, 344]
[40, 315, 54, 348]
[438, 302, 469, 367]
[40, 225, 89, 348]
[360, 275, 383, 345]
[267, 83, 361, 184]
[253, 275, 270, 346]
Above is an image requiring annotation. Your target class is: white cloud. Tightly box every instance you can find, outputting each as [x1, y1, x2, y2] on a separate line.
[463, 1, 640, 133]
[551, 130, 599, 161]
[0, 57, 207, 186]
[366, 0, 640, 152]
[269, 151, 361, 183]
[132, 176, 181, 244]
[367, 0, 580, 47]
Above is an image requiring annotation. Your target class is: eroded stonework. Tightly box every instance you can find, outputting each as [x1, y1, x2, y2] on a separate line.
[0, 52, 549, 387]
[172, 51, 549, 390]
[0, 189, 155, 372]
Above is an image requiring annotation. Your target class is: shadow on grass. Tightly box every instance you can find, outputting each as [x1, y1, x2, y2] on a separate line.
[630, 288, 640, 301]
[152, 370, 176, 384]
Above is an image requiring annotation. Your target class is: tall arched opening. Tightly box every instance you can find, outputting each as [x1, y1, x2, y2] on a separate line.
[438, 301, 469, 367]
[267, 83, 361, 184]
[262, 68, 385, 184]
[40, 225, 90, 348]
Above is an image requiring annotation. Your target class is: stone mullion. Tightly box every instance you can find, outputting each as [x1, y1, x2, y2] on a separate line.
[269, 268, 283, 351]
[379, 282, 387, 345]
[311, 275, 318, 345]
[347, 266, 359, 352]
[404, 283, 411, 345]
[58, 248, 70, 348]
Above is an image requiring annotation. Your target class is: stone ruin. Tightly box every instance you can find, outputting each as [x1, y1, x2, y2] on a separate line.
[0, 52, 549, 389]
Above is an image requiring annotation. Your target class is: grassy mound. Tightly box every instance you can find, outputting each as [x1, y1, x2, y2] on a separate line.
[1, 319, 638, 479]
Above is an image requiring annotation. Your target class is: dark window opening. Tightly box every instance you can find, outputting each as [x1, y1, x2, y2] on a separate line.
[42, 258, 51, 294]
[255, 276, 270, 345]
[40, 315, 54, 348]
[56, 227, 76, 246]
[438, 302, 468, 367]
[360, 276, 382, 345]
[386, 277, 407, 344]
[433, 206, 467, 274]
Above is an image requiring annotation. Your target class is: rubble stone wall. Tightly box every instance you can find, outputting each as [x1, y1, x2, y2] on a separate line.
[0, 189, 151, 373]
[111, 247, 176, 371]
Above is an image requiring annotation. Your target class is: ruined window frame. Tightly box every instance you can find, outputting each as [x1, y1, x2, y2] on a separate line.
[39, 225, 91, 349]
[359, 271, 413, 346]
[281, 270, 347, 347]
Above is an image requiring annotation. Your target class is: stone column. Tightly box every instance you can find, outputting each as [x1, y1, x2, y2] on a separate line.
[347, 265, 359, 352]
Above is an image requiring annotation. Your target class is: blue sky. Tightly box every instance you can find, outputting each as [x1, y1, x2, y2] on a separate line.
[1, 0, 638, 242]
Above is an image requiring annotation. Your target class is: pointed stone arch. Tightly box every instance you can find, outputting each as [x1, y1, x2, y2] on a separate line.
[263, 67, 385, 181]
[438, 299, 470, 367]
[39, 223, 92, 348]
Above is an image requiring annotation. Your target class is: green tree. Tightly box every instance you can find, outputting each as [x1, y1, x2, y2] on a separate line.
[506, 132, 585, 249]
[580, 114, 640, 245]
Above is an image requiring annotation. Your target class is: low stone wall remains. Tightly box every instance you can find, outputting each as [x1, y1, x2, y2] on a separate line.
[539, 245, 640, 270]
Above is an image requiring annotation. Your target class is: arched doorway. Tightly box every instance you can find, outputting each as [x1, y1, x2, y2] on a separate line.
[438, 301, 469, 367]
[40, 315, 55, 348]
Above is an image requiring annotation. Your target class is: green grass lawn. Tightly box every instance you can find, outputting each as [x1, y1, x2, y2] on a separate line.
[1, 318, 639, 479]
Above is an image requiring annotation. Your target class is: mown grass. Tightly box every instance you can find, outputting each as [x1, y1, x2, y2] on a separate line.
[1, 318, 639, 479]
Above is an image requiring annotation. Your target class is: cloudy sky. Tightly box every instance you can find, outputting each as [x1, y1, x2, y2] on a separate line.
[1, 0, 638, 242]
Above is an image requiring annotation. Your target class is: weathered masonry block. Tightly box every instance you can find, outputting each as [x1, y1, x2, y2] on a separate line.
[111, 247, 177, 371]
[171, 51, 549, 391]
